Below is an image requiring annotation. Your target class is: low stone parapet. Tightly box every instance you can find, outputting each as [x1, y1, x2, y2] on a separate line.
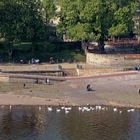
[124, 54, 140, 59]
[0, 74, 9, 82]
[86, 53, 140, 67]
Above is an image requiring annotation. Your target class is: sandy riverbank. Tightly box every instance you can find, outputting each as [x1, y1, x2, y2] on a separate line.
[0, 69, 140, 108]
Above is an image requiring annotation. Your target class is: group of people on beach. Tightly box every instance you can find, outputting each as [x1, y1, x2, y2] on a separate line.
[23, 77, 140, 96]
[23, 78, 51, 88]
[20, 58, 40, 64]
[34, 78, 50, 84]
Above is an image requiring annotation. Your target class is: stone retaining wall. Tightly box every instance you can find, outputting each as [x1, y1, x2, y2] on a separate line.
[0, 75, 9, 82]
[86, 53, 140, 67]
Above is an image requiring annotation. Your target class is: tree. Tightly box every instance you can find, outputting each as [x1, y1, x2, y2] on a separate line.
[0, 0, 23, 60]
[57, 0, 138, 52]
[18, 0, 46, 53]
[109, 0, 138, 38]
[41, 0, 58, 42]
[0, 0, 46, 58]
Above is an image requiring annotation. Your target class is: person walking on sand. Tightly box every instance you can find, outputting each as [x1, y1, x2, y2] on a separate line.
[34, 78, 39, 84]
[45, 78, 50, 84]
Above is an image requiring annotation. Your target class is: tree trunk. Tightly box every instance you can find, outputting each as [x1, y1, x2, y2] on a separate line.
[98, 38, 105, 53]
[8, 42, 13, 63]
[81, 41, 89, 54]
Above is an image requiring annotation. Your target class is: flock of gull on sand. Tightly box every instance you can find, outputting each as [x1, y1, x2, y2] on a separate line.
[0, 105, 136, 114]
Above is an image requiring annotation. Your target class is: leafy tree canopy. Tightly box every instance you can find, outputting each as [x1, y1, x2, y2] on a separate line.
[0, 0, 48, 60]
[57, 0, 138, 52]
[42, 0, 56, 23]
[0, 0, 46, 43]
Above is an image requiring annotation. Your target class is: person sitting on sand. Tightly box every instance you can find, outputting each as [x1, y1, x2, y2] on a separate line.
[87, 84, 92, 91]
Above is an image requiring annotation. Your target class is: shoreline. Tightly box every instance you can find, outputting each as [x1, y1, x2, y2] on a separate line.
[0, 93, 140, 109]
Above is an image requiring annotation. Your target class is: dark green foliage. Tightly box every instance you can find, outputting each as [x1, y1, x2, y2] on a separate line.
[42, 0, 56, 23]
[0, 0, 46, 43]
[0, 0, 52, 60]
[0, 42, 84, 62]
[0, 40, 85, 62]
[58, 0, 138, 52]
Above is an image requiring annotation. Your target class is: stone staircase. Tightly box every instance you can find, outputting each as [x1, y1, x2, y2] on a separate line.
[63, 68, 77, 76]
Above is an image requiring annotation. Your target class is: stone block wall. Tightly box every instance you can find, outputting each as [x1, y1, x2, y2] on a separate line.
[0, 75, 9, 82]
[86, 53, 140, 67]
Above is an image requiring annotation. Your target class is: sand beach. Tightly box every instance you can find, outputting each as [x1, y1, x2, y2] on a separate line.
[0, 63, 140, 108]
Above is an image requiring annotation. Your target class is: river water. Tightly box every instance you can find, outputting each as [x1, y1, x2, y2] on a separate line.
[0, 106, 139, 140]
